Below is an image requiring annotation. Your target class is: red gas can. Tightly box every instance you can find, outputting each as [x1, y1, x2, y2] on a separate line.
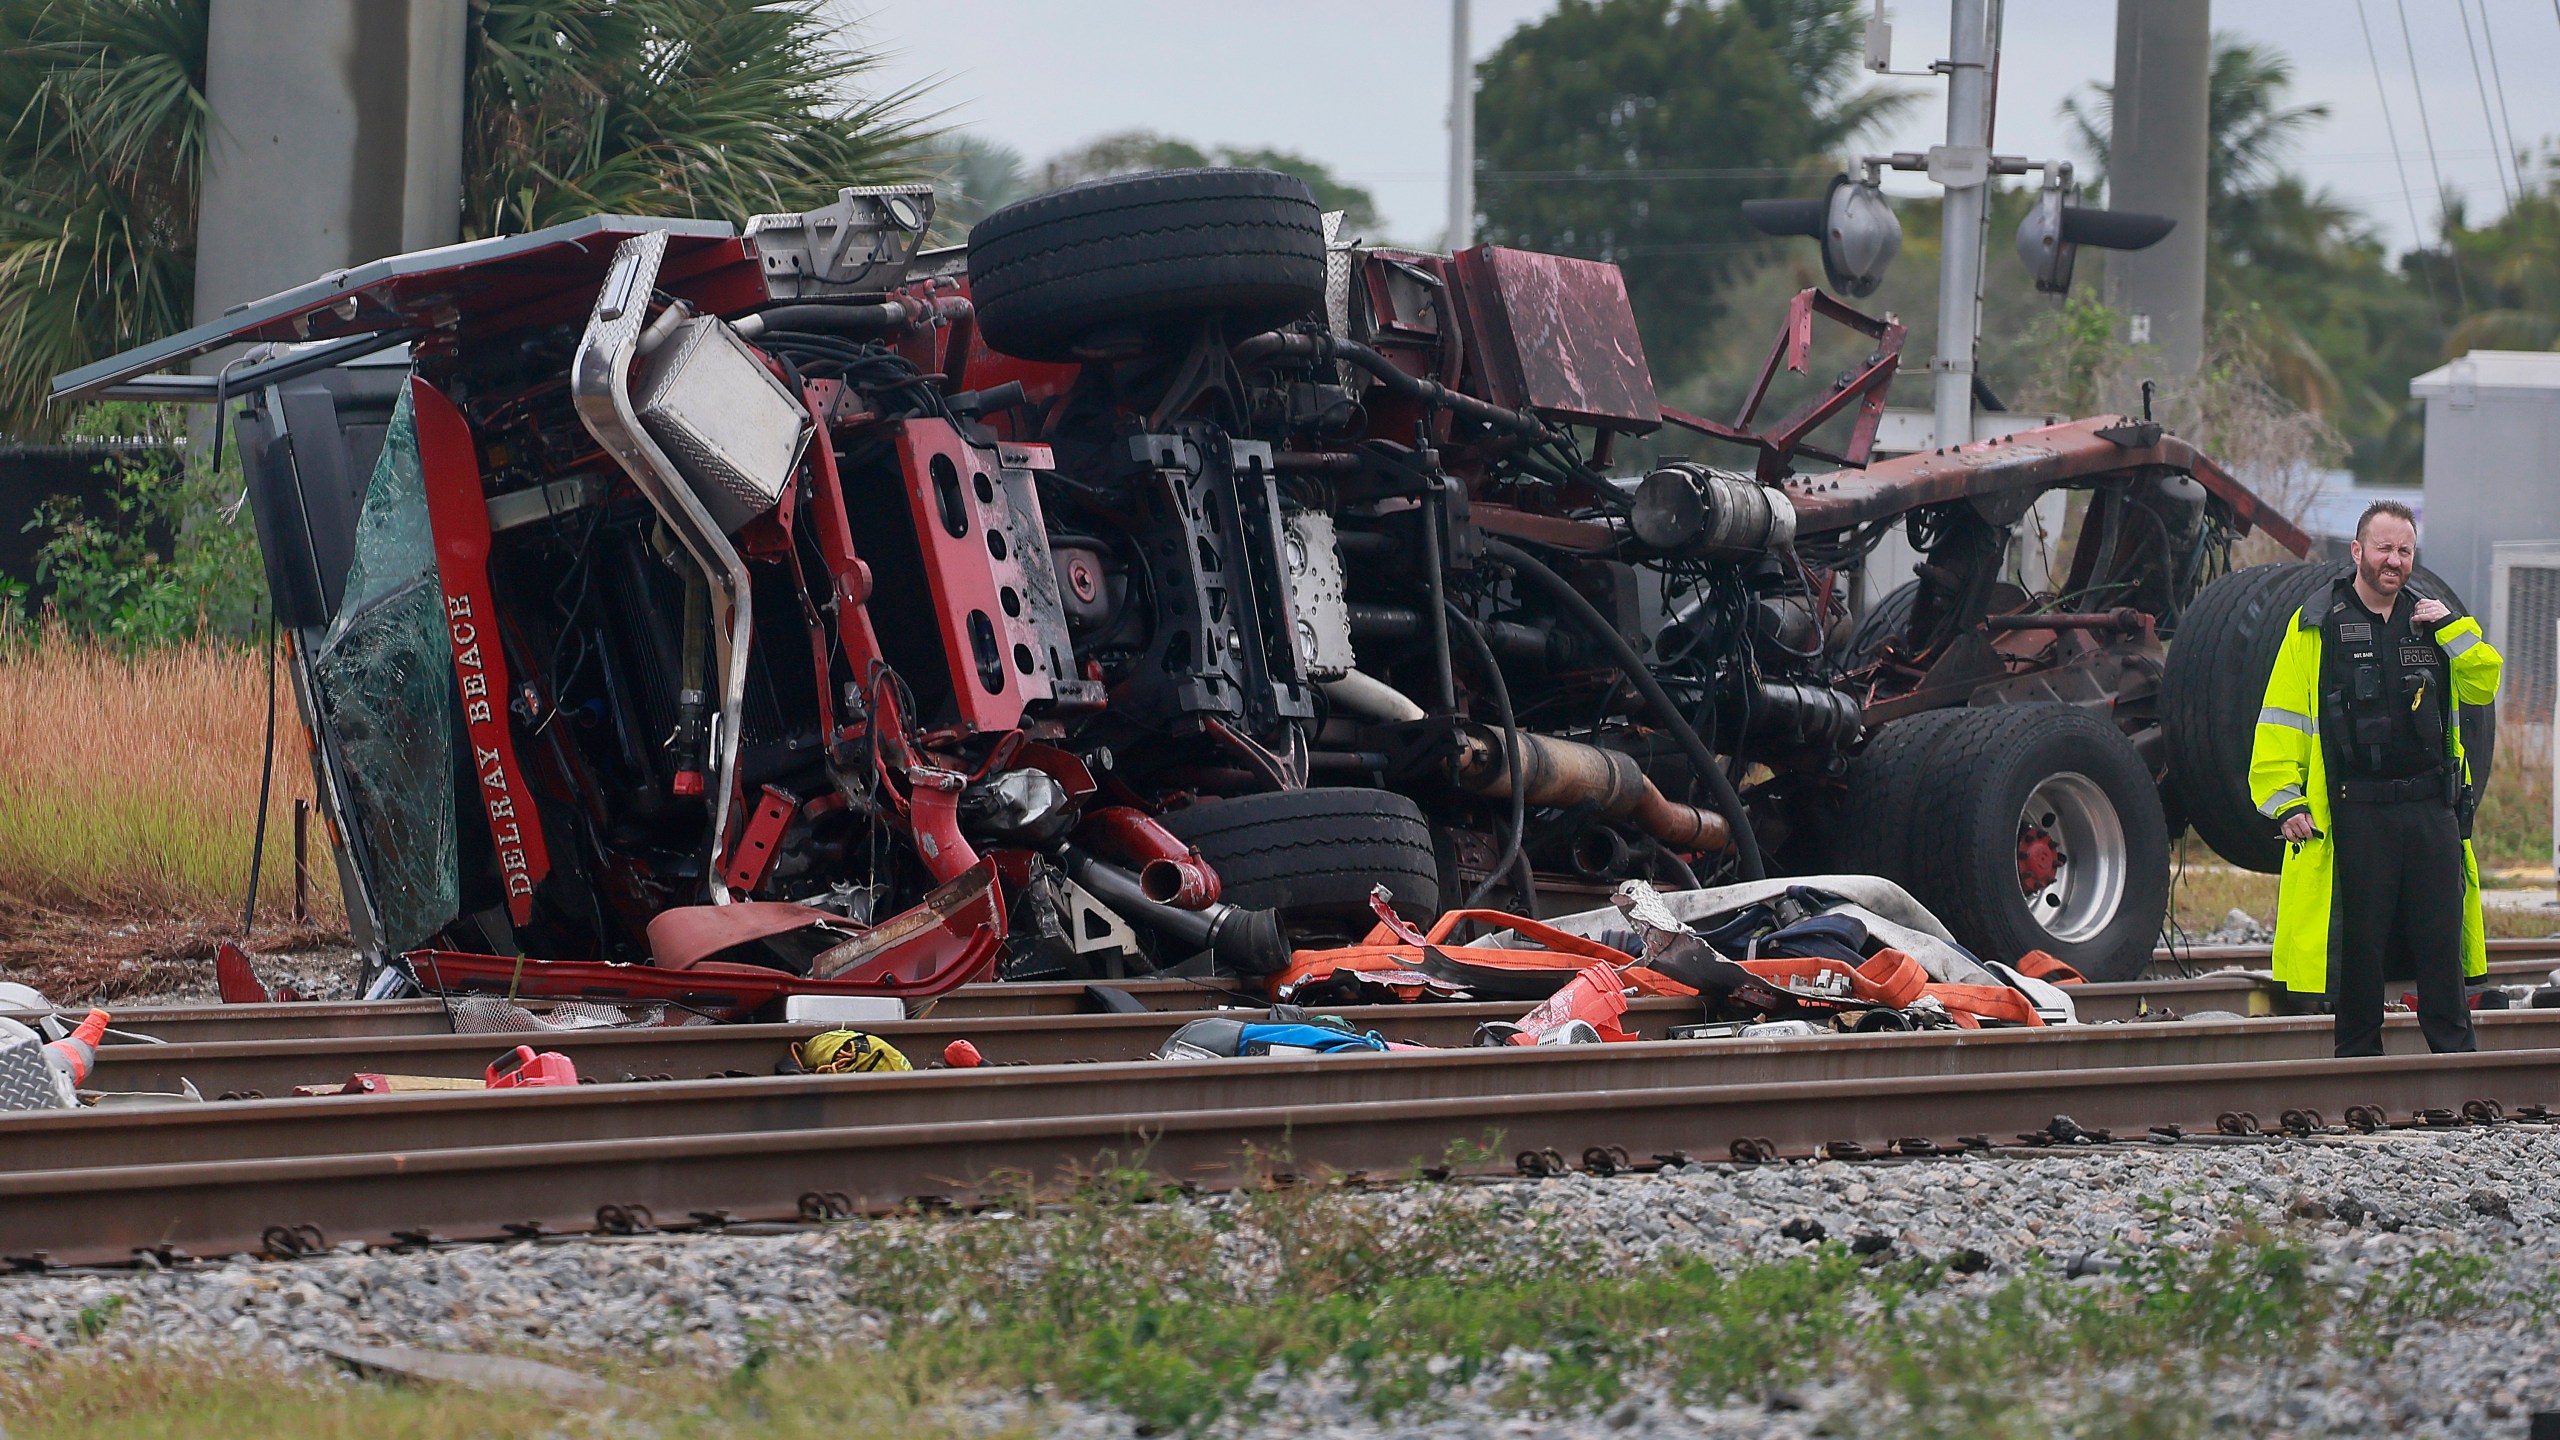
[485, 1046, 580, 1089]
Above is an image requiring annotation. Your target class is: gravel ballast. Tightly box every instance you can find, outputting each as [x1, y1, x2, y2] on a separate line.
[6, 1126, 2558, 1436]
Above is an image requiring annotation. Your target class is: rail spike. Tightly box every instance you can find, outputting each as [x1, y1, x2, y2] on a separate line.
[596, 1203, 658, 1234]
[260, 1224, 325, 1260]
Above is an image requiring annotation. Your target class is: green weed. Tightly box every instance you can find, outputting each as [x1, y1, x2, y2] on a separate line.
[5, 1184, 2532, 1438]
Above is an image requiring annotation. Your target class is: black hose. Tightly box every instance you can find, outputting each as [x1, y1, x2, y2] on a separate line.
[1058, 845, 1291, 976]
[741, 302, 906, 336]
[1446, 600, 1534, 913]
[1483, 537, 1764, 880]
[240, 601, 278, 935]
[1420, 488, 1456, 712]
[1233, 332, 1552, 441]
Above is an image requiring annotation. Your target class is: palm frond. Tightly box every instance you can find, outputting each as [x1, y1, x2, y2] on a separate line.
[0, 0, 206, 436]
[0, 0, 934, 435]
[461, 0, 940, 238]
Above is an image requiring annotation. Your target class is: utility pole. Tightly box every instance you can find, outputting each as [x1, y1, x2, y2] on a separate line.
[194, 0, 467, 328]
[1447, 0, 1475, 251]
[2105, 0, 2210, 375]
[1931, 0, 1999, 455]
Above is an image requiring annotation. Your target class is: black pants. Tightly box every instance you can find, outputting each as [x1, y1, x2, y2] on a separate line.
[2329, 796, 2475, 1057]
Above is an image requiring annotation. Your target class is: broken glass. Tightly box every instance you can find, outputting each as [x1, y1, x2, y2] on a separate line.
[311, 386, 461, 952]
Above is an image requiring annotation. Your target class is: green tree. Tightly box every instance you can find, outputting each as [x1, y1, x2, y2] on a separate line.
[1033, 129, 1384, 235]
[2061, 35, 2442, 479]
[0, 0, 934, 437]
[0, 0, 207, 441]
[2436, 180, 2560, 355]
[463, 0, 932, 238]
[2060, 37, 2334, 235]
[922, 133, 1031, 241]
[1471, 0, 1906, 379]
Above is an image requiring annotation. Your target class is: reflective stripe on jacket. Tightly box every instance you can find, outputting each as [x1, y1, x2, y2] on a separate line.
[2246, 605, 2501, 993]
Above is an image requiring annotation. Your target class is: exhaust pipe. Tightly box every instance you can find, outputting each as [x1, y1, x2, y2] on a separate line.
[1454, 727, 1730, 853]
[1076, 807, 1221, 909]
[1058, 845, 1290, 977]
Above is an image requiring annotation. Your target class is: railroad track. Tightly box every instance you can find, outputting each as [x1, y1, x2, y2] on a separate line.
[23, 1012, 2560, 1172]
[5, 940, 2553, 1269]
[62, 959, 2560, 1096]
[6, 1039, 2555, 1267]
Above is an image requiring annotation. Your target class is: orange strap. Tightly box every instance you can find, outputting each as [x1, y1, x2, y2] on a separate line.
[2011, 949, 2087, 985]
[1924, 981, 2045, 1026]
[1731, 947, 1927, 1009]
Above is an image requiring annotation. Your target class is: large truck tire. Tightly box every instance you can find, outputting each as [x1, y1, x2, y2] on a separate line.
[1841, 578, 1920, 665]
[967, 168, 1327, 362]
[1906, 703, 2171, 982]
[2164, 561, 2491, 874]
[1159, 787, 1439, 928]
[1827, 706, 1971, 882]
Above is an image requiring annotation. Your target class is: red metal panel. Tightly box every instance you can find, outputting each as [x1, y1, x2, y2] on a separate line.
[1781, 414, 2313, 556]
[412, 377, 552, 923]
[721, 786, 801, 897]
[890, 419, 1058, 733]
[1446, 246, 1660, 430]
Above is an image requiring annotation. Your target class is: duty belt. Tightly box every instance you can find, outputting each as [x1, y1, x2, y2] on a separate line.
[2333, 769, 2446, 805]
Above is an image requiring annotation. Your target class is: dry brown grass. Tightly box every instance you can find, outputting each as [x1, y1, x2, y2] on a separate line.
[2473, 718, 2554, 876]
[0, 630, 343, 934]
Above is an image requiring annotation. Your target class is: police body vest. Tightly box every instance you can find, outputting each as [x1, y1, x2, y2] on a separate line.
[2317, 580, 2447, 777]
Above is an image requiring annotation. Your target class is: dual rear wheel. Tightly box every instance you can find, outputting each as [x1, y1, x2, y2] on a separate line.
[1837, 703, 2168, 981]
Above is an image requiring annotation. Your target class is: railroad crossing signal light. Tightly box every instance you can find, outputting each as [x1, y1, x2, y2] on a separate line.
[2013, 185, 2175, 295]
[1742, 176, 1902, 299]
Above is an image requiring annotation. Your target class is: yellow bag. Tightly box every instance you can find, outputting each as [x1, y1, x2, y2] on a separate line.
[796, 1030, 911, 1074]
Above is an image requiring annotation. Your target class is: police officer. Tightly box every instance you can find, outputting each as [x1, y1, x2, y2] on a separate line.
[2249, 500, 2502, 1057]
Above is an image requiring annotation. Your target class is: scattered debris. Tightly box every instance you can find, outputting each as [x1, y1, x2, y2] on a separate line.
[310, 1340, 619, 1406]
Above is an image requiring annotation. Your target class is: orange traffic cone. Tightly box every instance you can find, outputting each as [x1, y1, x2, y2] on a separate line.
[43, 1008, 108, 1086]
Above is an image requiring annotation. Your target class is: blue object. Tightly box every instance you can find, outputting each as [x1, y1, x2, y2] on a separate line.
[1238, 1023, 1389, 1054]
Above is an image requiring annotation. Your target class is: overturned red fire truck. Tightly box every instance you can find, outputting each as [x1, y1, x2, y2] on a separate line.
[61, 168, 2379, 999]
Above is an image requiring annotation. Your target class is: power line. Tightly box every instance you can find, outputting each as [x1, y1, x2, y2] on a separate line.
[2453, 0, 2511, 209]
[2475, 0, 2524, 200]
[2356, 0, 2442, 309]
[2394, 0, 2470, 310]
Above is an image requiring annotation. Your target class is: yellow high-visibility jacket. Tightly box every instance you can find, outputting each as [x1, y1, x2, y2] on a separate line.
[2247, 596, 2501, 994]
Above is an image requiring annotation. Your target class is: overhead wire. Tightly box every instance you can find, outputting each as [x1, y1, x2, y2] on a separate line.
[2394, 0, 2472, 311]
[2473, 0, 2523, 204]
[2452, 0, 2511, 210]
[2365, 0, 2447, 311]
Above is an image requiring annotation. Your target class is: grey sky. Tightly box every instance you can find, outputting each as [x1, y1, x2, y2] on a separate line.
[843, 1, 2560, 255]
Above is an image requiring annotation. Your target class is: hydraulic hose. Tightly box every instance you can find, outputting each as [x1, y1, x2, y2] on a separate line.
[1482, 537, 1765, 880]
[1444, 601, 1534, 912]
[1233, 332, 1553, 441]
[734, 296, 973, 339]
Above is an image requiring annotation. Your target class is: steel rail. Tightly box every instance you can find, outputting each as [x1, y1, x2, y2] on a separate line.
[0, 976, 2287, 1045]
[5, 1045, 2556, 1266]
[57, 999, 2170, 1087]
[17, 1012, 2560, 1176]
[55, 980, 2400, 1094]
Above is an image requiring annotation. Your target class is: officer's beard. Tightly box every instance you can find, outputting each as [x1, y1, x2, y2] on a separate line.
[2355, 552, 2408, 600]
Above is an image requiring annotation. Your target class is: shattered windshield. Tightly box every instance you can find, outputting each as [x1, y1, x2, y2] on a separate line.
[312, 385, 461, 952]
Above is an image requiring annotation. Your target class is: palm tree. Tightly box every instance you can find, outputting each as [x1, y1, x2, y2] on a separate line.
[463, 0, 933, 238]
[2059, 37, 2371, 418]
[0, 0, 207, 439]
[0, 0, 934, 435]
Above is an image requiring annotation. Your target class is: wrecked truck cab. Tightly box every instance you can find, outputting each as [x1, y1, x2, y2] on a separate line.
[56, 171, 2314, 999]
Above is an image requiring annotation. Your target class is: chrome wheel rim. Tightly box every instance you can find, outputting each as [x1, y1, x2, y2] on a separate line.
[2016, 771, 2126, 944]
